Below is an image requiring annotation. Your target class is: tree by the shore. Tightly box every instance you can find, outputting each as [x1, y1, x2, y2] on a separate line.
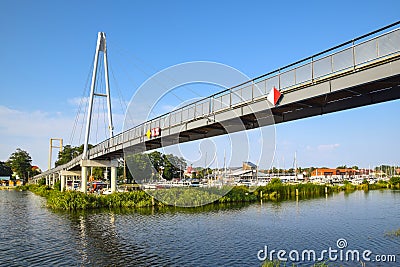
[390, 176, 400, 187]
[55, 144, 93, 166]
[6, 148, 32, 182]
[126, 151, 187, 182]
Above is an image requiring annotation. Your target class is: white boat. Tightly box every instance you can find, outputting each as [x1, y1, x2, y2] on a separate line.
[102, 189, 112, 195]
[142, 183, 157, 190]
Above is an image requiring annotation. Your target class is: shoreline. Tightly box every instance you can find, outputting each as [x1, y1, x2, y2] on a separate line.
[0, 186, 18, 190]
[14, 181, 398, 211]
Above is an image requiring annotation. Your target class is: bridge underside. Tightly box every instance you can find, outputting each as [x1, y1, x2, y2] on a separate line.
[272, 64, 400, 124]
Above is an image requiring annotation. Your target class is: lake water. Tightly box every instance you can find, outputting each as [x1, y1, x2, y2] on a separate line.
[0, 189, 399, 266]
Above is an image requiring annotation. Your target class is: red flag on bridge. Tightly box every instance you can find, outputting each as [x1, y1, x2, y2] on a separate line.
[267, 86, 282, 106]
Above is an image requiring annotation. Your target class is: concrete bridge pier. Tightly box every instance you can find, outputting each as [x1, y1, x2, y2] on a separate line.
[60, 175, 66, 191]
[81, 159, 119, 193]
[58, 170, 81, 192]
[111, 166, 117, 193]
[81, 166, 88, 193]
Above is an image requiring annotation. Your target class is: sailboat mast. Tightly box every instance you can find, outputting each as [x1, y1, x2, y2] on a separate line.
[294, 151, 297, 182]
[223, 149, 226, 183]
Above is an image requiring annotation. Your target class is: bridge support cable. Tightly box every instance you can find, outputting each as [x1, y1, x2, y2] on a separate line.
[69, 59, 93, 146]
[111, 42, 212, 120]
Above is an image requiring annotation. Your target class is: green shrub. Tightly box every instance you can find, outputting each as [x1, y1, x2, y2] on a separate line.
[385, 227, 400, 237]
[390, 176, 400, 187]
[255, 183, 328, 201]
[38, 178, 46, 186]
[53, 180, 61, 191]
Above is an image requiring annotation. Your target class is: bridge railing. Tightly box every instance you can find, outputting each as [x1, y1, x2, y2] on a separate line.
[182, 27, 400, 116]
[209, 30, 400, 114]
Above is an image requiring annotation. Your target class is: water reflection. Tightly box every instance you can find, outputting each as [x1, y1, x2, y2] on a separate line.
[53, 202, 253, 266]
[0, 190, 399, 266]
[66, 211, 155, 266]
[78, 215, 88, 264]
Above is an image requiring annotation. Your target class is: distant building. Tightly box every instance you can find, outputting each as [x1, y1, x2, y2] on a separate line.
[184, 165, 196, 177]
[213, 167, 241, 177]
[357, 169, 374, 176]
[242, 161, 257, 171]
[228, 169, 254, 180]
[0, 176, 11, 186]
[227, 162, 259, 180]
[311, 168, 359, 178]
[0, 173, 21, 186]
[32, 166, 41, 174]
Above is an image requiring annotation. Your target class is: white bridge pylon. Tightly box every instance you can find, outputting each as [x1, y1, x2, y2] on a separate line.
[83, 32, 114, 158]
[80, 32, 117, 193]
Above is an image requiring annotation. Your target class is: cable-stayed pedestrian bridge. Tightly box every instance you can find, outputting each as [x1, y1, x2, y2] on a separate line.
[31, 22, 400, 192]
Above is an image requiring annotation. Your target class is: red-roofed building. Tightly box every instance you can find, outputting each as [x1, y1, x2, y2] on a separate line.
[31, 166, 41, 176]
[311, 168, 360, 178]
[184, 165, 196, 177]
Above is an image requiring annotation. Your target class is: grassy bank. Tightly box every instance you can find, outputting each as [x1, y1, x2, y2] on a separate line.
[385, 227, 400, 237]
[0, 186, 15, 190]
[17, 180, 393, 211]
[150, 186, 257, 207]
[17, 185, 257, 211]
[255, 183, 329, 201]
[18, 184, 158, 210]
[254, 179, 389, 201]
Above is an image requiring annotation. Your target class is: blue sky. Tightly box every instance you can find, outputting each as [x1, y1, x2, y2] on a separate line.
[0, 0, 399, 170]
